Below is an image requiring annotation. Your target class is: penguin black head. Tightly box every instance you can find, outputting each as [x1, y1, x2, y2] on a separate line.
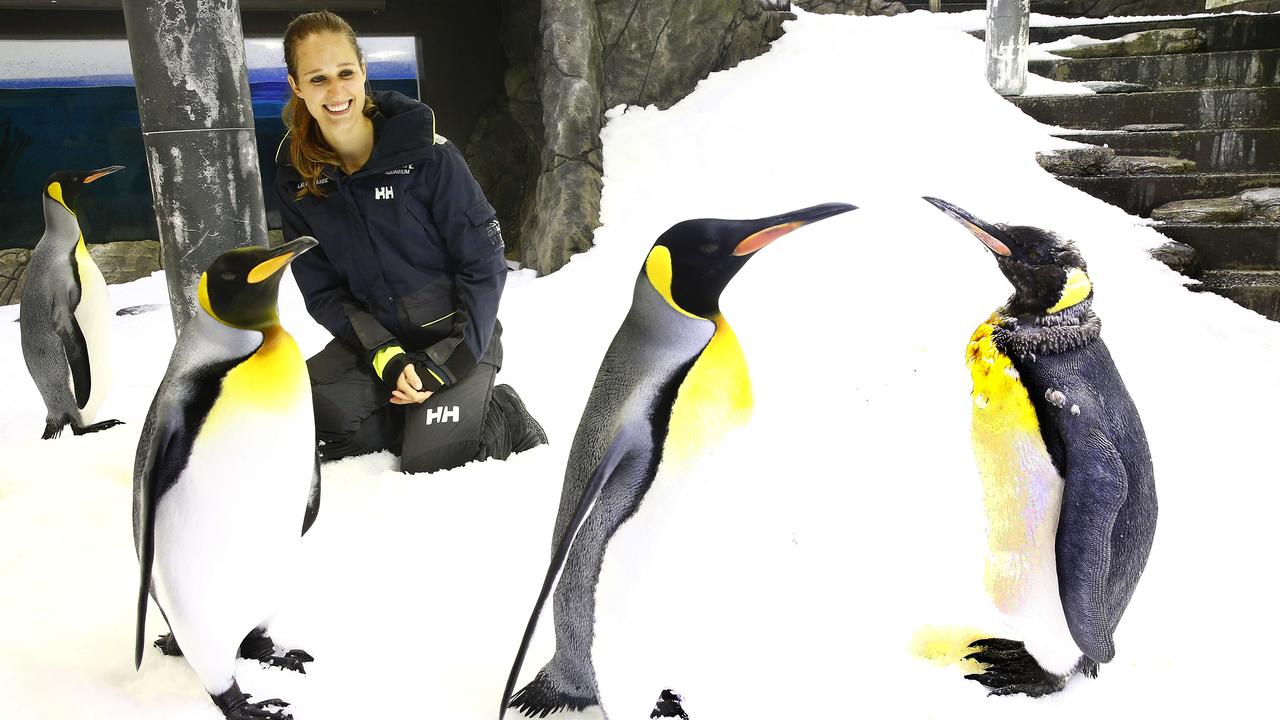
[923, 197, 1093, 317]
[647, 202, 857, 318]
[44, 165, 124, 215]
[198, 237, 318, 330]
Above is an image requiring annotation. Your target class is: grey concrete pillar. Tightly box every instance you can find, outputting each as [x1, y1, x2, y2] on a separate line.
[985, 0, 1031, 96]
[122, 0, 268, 333]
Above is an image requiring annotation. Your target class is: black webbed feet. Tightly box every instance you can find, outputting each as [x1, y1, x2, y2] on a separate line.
[239, 630, 314, 674]
[963, 638, 1069, 697]
[154, 633, 183, 656]
[651, 689, 690, 719]
[72, 418, 124, 435]
[229, 694, 291, 720]
[212, 685, 292, 720]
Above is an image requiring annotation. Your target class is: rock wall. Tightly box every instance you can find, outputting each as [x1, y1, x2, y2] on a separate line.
[793, 0, 909, 15]
[470, 0, 792, 275]
[0, 240, 161, 306]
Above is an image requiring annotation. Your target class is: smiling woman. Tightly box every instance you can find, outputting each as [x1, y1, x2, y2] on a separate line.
[276, 10, 547, 475]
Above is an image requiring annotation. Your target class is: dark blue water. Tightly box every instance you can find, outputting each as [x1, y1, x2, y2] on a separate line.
[0, 78, 418, 250]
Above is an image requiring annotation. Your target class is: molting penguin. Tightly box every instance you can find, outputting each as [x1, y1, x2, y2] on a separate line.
[501, 202, 856, 720]
[133, 238, 322, 720]
[923, 197, 1157, 697]
[19, 166, 125, 439]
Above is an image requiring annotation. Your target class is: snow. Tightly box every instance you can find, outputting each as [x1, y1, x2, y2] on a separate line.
[4, 8, 1280, 719]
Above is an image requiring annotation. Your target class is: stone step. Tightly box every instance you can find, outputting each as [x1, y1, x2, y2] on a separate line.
[1055, 128, 1280, 172]
[1189, 269, 1280, 321]
[1154, 222, 1280, 270]
[1048, 28, 1206, 59]
[1055, 172, 1280, 215]
[983, 13, 1280, 51]
[1030, 48, 1280, 89]
[1010, 87, 1280, 130]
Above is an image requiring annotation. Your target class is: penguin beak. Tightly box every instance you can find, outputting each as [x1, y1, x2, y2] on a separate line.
[732, 202, 857, 256]
[84, 165, 125, 184]
[247, 236, 319, 284]
[922, 197, 1012, 257]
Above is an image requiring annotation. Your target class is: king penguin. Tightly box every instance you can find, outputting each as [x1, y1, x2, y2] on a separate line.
[133, 237, 322, 720]
[501, 202, 856, 720]
[19, 166, 125, 439]
[923, 197, 1157, 697]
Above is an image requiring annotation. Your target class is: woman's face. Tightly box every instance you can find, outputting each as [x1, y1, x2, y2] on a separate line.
[288, 31, 367, 136]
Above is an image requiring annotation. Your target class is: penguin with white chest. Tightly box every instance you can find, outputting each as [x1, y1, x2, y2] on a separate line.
[20, 166, 125, 439]
[924, 197, 1157, 697]
[133, 238, 322, 720]
[502, 202, 856, 720]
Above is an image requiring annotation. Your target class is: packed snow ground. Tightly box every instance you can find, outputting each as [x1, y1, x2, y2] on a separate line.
[3, 9, 1278, 719]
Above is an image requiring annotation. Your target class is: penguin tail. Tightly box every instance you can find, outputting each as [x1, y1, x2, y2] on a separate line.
[508, 670, 596, 718]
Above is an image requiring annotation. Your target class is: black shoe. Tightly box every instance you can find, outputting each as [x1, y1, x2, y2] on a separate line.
[497, 384, 547, 453]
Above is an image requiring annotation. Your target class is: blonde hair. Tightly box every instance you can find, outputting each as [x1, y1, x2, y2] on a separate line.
[282, 10, 377, 199]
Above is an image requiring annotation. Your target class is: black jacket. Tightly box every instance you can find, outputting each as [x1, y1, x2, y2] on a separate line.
[276, 91, 506, 389]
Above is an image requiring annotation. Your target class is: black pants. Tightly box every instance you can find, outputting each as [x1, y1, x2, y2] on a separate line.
[309, 325, 504, 473]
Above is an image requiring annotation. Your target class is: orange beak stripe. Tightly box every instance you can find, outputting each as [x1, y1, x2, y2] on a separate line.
[733, 221, 805, 257]
[247, 253, 295, 284]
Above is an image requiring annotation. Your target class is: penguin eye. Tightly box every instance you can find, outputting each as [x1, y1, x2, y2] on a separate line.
[698, 243, 718, 256]
[1026, 249, 1044, 262]
[221, 272, 236, 281]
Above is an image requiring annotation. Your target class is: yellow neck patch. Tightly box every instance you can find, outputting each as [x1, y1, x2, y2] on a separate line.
[47, 182, 73, 215]
[663, 314, 753, 469]
[645, 246, 700, 320]
[1046, 268, 1092, 314]
[197, 273, 225, 325]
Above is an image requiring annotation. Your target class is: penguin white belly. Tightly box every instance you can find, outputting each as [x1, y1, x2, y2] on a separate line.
[152, 332, 313, 693]
[968, 322, 1080, 676]
[72, 242, 112, 423]
[593, 456, 707, 719]
[594, 317, 754, 718]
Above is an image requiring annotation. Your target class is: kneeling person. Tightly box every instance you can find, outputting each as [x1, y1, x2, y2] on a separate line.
[276, 10, 545, 472]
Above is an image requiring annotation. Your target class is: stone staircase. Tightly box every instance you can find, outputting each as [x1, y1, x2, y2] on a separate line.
[991, 12, 1280, 321]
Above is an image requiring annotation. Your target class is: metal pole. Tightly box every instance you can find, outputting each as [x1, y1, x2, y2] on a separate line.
[122, 0, 268, 333]
[985, 0, 1031, 96]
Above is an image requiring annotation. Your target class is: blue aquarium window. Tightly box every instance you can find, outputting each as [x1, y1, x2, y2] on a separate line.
[0, 37, 419, 249]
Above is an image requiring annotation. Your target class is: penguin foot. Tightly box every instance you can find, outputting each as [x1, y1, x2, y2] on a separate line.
[154, 633, 183, 656]
[963, 638, 1068, 697]
[259, 650, 315, 674]
[239, 630, 314, 674]
[212, 685, 292, 720]
[228, 694, 291, 720]
[41, 420, 68, 440]
[71, 418, 124, 435]
[650, 689, 690, 719]
[508, 669, 597, 717]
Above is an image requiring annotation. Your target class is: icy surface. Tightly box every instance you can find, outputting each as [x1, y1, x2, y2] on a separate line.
[3, 9, 1279, 719]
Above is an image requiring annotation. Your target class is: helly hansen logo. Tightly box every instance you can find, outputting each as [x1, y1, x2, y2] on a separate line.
[375, 186, 395, 200]
[424, 406, 460, 425]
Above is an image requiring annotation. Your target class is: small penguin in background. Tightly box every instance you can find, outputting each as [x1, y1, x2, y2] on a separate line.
[20, 166, 125, 439]
[502, 202, 857, 720]
[133, 237, 322, 720]
[923, 197, 1157, 697]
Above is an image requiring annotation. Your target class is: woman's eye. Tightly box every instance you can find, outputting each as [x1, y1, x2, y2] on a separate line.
[339, 69, 354, 78]
[310, 76, 325, 84]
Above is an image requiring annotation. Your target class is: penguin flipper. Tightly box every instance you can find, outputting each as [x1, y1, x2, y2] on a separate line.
[1055, 425, 1129, 664]
[500, 428, 637, 720]
[56, 310, 92, 409]
[302, 451, 321, 536]
[134, 401, 184, 670]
